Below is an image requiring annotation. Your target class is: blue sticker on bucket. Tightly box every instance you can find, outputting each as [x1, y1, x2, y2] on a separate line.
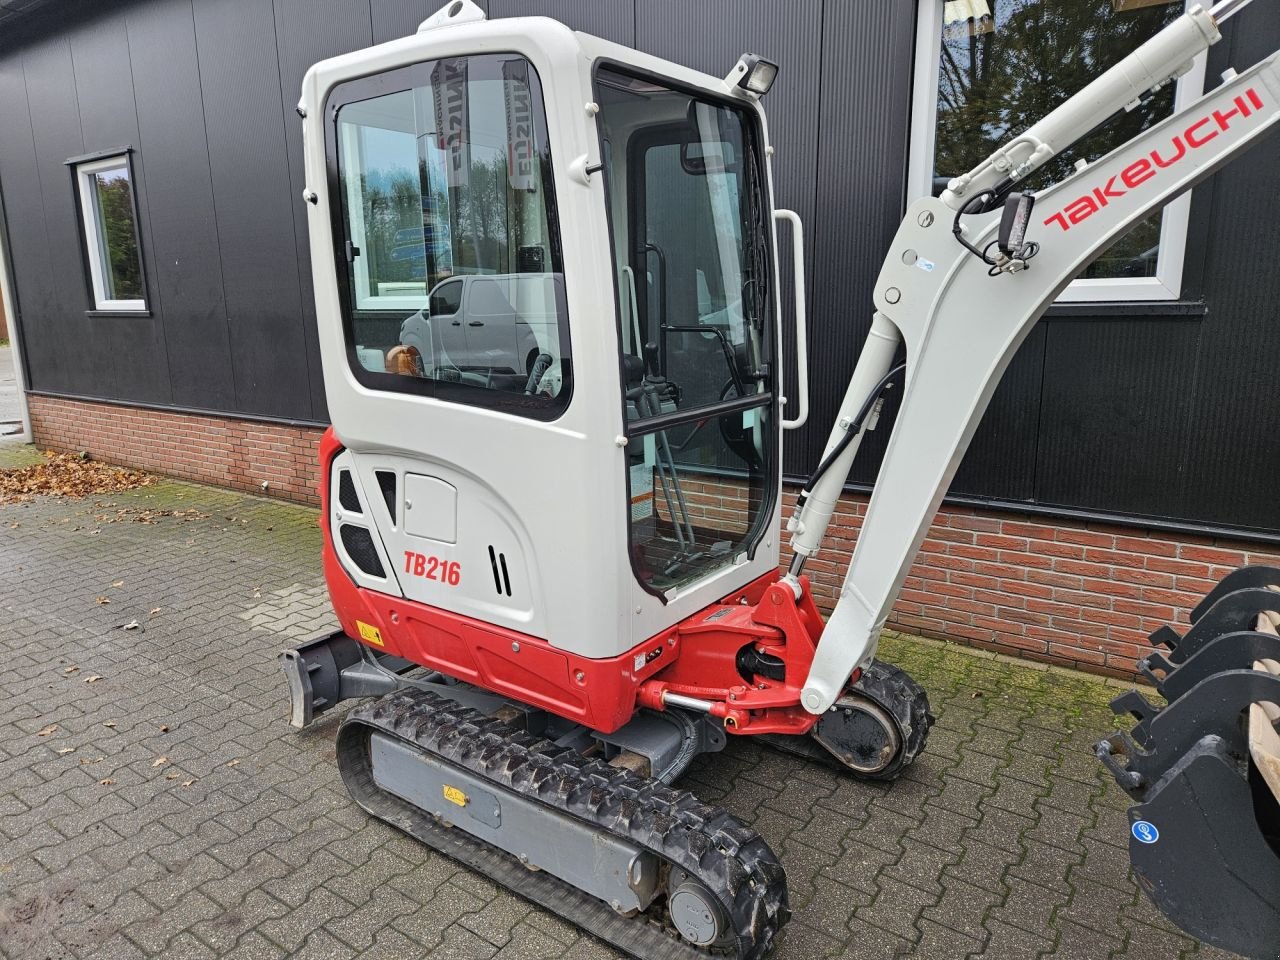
[1132, 820, 1159, 844]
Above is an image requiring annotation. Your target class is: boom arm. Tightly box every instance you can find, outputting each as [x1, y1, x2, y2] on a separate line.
[789, 5, 1280, 715]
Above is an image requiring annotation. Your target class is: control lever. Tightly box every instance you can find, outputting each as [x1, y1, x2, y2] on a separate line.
[643, 340, 661, 378]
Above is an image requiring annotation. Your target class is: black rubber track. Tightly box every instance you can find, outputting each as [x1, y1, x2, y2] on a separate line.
[761, 659, 934, 782]
[337, 689, 790, 960]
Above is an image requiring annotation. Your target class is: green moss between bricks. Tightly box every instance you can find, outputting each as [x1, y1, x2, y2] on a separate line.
[879, 630, 1138, 734]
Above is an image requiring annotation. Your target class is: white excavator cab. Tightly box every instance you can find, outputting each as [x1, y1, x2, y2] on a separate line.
[299, 1, 792, 668]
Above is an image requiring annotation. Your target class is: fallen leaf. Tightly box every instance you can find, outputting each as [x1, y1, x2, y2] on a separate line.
[36, 724, 58, 737]
[79, 756, 104, 765]
[970, 691, 984, 699]
[181, 778, 197, 787]
[84, 675, 102, 683]
[121, 620, 140, 631]
[151, 757, 168, 768]
[165, 772, 179, 780]
[111, 580, 124, 588]
[226, 759, 240, 768]
[158, 725, 169, 733]
[103, 721, 116, 728]
[149, 608, 162, 616]
[63, 666, 79, 674]
[98, 778, 115, 786]
[94, 596, 110, 605]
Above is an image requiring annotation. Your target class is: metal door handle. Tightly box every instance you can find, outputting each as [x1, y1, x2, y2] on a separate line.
[468, 321, 484, 327]
[451, 320, 462, 326]
[775, 208, 809, 430]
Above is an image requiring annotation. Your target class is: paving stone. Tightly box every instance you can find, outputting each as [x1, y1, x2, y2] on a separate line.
[988, 877, 1065, 939]
[910, 917, 986, 959]
[965, 917, 1054, 959]
[257, 888, 357, 953]
[855, 876, 936, 943]
[219, 930, 290, 960]
[1040, 918, 1125, 960]
[919, 877, 1003, 942]
[490, 920, 573, 959]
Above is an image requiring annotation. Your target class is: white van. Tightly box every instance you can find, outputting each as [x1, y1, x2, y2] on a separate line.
[400, 274, 565, 393]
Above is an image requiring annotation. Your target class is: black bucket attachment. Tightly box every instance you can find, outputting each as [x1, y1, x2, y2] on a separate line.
[1097, 566, 1280, 959]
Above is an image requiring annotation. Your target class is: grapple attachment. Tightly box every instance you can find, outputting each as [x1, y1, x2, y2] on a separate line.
[1097, 566, 1280, 958]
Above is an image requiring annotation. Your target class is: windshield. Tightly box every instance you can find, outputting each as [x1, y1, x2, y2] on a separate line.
[596, 65, 776, 594]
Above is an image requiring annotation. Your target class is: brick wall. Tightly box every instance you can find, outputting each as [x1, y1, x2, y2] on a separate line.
[26, 394, 1280, 680]
[784, 488, 1280, 679]
[29, 395, 324, 505]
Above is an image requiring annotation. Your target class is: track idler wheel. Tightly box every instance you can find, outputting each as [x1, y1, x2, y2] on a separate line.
[763, 660, 933, 781]
[815, 659, 933, 780]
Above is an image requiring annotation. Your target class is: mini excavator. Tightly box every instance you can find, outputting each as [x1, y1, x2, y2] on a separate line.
[282, 1, 1280, 955]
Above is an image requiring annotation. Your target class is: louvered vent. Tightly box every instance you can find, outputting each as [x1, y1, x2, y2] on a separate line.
[488, 545, 512, 597]
[375, 470, 397, 523]
[337, 470, 361, 513]
[340, 524, 385, 578]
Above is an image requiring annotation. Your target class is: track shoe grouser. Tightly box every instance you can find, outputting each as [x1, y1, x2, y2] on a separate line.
[1097, 566, 1280, 958]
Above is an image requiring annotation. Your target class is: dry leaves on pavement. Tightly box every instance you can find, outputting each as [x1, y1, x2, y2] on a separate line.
[0, 452, 155, 503]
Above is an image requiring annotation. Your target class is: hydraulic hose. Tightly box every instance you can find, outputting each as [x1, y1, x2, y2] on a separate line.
[793, 361, 906, 513]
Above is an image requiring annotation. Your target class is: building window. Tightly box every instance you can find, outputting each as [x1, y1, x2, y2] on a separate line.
[73, 153, 146, 312]
[909, 0, 1208, 301]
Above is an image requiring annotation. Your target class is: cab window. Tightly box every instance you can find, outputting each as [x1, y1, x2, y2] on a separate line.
[328, 54, 571, 417]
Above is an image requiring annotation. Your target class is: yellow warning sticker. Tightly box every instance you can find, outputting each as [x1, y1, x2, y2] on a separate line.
[356, 621, 384, 647]
[442, 785, 468, 807]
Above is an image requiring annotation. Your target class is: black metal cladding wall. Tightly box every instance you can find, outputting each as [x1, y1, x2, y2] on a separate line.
[1, 0, 1278, 537]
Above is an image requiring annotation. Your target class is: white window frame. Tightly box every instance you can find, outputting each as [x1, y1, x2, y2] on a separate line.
[340, 120, 440, 313]
[908, 0, 1208, 302]
[74, 154, 147, 313]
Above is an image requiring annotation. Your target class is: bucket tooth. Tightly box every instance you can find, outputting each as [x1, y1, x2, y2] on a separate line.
[1137, 650, 1175, 689]
[1189, 564, 1280, 622]
[1095, 732, 1146, 796]
[1110, 687, 1161, 724]
[1151, 629, 1280, 704]
[1163, 587, 1280, 665]
[1124, 669, 1280, 784]
[1148, 624, 1182, 654]
[1108, 689, 1164, 747]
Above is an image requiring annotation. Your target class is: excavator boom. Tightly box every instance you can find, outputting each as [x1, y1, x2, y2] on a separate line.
[791, 5, 1280, 715]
